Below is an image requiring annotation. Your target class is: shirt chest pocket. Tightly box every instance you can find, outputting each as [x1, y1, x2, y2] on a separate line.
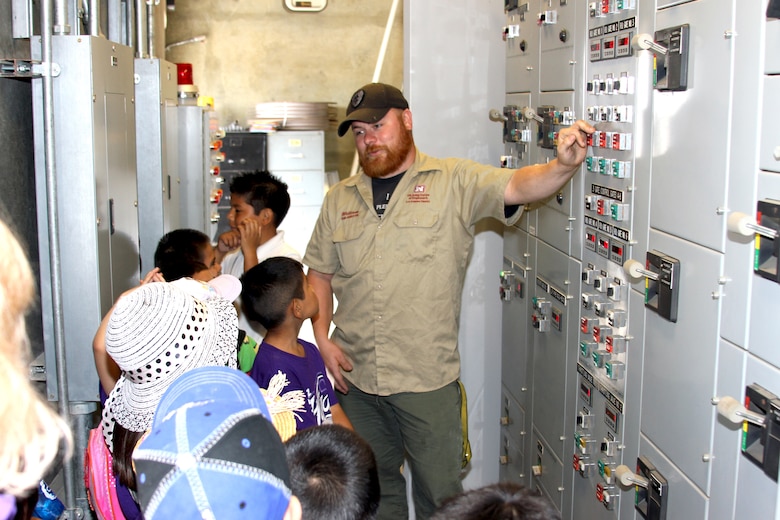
[392, 210, 439, 264]
[333, 219, 368, 277]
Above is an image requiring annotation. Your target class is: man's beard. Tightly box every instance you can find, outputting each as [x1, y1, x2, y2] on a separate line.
[359, 127, 414, 179]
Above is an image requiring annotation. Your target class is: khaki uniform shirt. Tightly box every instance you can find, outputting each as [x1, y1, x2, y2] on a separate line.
[304, 150, 522, 395]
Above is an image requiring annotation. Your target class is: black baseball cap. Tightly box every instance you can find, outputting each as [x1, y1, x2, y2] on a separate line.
[337, 83, 409, 137]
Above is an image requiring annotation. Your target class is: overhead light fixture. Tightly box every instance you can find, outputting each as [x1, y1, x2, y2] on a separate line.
[283, 0, 327, 12]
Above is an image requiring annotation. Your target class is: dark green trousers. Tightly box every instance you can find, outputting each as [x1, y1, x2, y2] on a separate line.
[340, 380, 464, 520]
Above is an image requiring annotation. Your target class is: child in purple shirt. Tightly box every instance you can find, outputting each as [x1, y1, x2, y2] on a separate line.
[242, 257, 352, 432]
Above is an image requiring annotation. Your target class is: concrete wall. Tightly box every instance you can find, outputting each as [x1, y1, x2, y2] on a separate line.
[165, 0, 404, 177]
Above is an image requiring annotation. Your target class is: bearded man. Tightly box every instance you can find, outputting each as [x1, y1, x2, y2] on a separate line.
[304, 83, 594, 520]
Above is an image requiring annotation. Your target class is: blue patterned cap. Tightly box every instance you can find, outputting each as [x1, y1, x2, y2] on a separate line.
[132, 367, 292, 520]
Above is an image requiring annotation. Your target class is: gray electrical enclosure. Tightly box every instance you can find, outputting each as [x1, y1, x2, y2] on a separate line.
[496, 0, 780, 518]
[135, 58, 179, 274]
[32, 35, 139, 402]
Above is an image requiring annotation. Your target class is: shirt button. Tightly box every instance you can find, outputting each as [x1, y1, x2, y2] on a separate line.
[413, 218, 418, 225]
[376, 254, 382, 259]
[376, 315, 382, 321]
[377, 284, 382, 290]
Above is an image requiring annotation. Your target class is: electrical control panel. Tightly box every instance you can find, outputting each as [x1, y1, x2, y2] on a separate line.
[499, 0, 780, 518]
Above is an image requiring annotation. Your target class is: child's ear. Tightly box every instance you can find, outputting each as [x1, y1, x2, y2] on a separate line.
[292, 298, 303, 318]
[259, 207, 274, 225]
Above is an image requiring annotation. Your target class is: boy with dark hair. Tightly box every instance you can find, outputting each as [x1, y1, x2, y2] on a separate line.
[154, 228, 220, 282]
[430, 482, 561, 520]
[217, 171, 301, 365]
[285, 424, 379, 520]
[242, 257, 351, 432]
[217, 170, 299, 275]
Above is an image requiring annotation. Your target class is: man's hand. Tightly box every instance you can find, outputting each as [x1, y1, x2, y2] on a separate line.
[504, 119, 595, 205]
[318, 337, 353, 394]
[556, 119, 593, 170]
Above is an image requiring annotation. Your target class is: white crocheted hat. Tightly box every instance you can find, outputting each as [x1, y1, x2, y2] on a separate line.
[101, 282, 238, 451]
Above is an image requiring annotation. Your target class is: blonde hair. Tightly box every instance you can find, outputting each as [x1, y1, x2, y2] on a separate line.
[0, 219, 72, 496]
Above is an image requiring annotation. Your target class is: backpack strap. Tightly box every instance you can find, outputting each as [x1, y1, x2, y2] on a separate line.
[84, 425, 127, 520]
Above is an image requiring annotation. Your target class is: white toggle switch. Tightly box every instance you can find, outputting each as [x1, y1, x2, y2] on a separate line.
[614, 465, 649, 488]
[727, 212, 779, 239]
[623, 259, 659, 281]
[488, 109, 508, 122]
[522, 106, 544, 123]
[715, 396, 766, 426]
[631, 33, 668, 55]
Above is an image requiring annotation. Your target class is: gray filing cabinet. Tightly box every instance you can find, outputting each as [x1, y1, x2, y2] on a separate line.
[269, 130, 326, 346]
[268, 130, 326, 258]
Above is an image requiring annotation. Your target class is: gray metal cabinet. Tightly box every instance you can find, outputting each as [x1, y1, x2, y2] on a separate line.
[269, 130, 326, 258]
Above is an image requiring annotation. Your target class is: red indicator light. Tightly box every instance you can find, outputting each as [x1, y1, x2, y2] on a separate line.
[209, 188, 223, 204]
[176, 63, 194, 85]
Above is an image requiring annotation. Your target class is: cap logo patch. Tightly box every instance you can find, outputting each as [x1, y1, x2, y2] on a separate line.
[351, 89, 365, 108]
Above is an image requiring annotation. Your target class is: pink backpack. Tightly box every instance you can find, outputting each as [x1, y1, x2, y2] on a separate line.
[84, 425, 126, 520]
